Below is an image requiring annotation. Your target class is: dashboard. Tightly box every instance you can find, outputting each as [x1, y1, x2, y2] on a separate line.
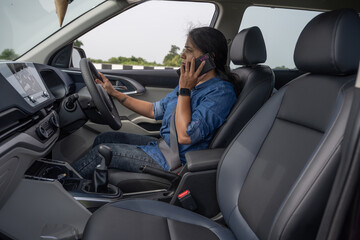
[0, 60, 143, 209]
[0, 61, 74, 208]
[0, 62, 75, 139]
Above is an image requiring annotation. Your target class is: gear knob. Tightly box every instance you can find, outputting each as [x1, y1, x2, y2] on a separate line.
[98, 145, 112, 167]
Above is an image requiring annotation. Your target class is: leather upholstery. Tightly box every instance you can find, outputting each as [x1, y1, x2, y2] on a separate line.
[210, 65, 274, 148]
[108, 170, 171, 193]
[83, 9, 360, 240]
[294, 9, 360, 75]
[210, 27, 274, 148]
[217, 87, 287, 239]
[217, 8, 359, 240]
[230, 26, 267, 65]
[83, 199, 236, 240]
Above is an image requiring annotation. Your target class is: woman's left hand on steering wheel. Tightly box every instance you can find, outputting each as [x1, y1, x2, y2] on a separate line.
[95, 73, 117, 97]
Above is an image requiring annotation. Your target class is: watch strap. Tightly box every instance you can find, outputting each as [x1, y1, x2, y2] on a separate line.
[179, 88, 191, 96]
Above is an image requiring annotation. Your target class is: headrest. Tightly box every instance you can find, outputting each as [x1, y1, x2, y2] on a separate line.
[294, 9, 360, 75]
[230, 26, 267, 65]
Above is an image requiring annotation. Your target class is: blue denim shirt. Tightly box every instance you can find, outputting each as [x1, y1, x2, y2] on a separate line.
[138, 76, 236, 170]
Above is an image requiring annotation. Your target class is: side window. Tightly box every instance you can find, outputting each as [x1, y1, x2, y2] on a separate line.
[231, 6, 320, 69]
[74, 1, 216, 69]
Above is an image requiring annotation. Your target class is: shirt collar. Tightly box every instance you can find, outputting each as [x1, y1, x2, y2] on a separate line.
[193, 76, 221, 91]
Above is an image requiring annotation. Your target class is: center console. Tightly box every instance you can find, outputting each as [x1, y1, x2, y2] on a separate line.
[25, 158, 122, 209]
[1, 146, 226, 239]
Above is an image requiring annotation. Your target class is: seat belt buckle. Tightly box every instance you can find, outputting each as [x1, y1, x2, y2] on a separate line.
[178, 190, 197, 211]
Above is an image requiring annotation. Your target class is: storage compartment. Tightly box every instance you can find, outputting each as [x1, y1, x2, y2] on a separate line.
[25, 158, 123, 209]
[26, 158, 81, 180]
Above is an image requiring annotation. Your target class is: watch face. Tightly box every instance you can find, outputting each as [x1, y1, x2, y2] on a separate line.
[180, 88, 191, 96]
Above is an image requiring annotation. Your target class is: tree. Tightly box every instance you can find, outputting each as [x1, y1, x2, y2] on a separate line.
[274, 65, 289, 70]
[104, 55, 161, 66]
[163, 45, 182, 67]
[74, 40, 84, 48]
[0, 49, 18, 60]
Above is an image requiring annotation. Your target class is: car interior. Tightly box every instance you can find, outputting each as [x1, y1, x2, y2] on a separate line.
[0, 0, 359, 239]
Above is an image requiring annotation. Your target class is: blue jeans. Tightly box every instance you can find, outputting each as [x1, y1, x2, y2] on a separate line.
[71, 132, 162, 179]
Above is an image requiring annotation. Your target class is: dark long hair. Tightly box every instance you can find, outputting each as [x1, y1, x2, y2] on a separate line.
[188, 27, 240, 95]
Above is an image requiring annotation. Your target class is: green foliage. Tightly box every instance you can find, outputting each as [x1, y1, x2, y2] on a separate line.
[274, 65, 289, 70]
[107, 56, 161, 66]
[89, 58, 105, 63]
[163, 45, 182, 67]
[92, 56, 161, 66]
[74, 40, 84, 48]
[273, 65, 298, 70]
[89, 44, 183, 67]
[0, 49, 18, 60]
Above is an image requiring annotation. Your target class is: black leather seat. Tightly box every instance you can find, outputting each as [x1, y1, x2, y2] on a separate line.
[108, 27, 274, 191]
[210, 26, 274, 148]
[83, 9, 360, 239]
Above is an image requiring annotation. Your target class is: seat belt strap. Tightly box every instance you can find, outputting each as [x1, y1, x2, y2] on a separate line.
[158, 110, 182, 170]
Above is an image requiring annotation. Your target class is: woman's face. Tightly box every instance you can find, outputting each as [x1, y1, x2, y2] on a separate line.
[180, 36, 204, 64]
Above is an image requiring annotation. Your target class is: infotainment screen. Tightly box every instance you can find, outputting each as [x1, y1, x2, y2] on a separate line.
[0, 62, 50, 106]
[7, 63, 43, 96]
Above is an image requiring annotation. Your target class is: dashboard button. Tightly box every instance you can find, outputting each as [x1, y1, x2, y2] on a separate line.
[28, 96, 36, 103]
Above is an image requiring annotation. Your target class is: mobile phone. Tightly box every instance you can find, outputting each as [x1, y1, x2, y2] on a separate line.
[177, 53, 216, 76]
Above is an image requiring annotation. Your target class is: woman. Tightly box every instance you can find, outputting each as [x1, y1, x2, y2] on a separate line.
[72, 27, 238, 179]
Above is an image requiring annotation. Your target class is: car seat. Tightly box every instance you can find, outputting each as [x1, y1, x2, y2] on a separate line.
[210, 26, 274, 148]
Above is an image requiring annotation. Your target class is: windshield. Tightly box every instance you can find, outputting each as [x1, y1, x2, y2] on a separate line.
[0, 0, 106, 61]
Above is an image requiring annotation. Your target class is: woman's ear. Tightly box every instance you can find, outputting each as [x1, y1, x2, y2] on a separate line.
[210, 52, 216, 59]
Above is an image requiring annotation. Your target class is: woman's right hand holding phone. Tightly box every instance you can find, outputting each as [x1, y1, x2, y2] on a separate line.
[179, 57, 206, 90]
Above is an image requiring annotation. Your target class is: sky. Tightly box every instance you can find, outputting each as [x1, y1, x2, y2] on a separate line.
[79, 2, 320, 69]
[79, 1, 214, 64]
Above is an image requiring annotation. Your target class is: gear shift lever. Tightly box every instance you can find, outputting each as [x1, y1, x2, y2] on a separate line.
[93, 145, 112, 193]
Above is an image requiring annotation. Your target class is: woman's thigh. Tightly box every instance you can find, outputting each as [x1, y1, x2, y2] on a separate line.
[93, 132, 158, 147]
[72, 143, 161, 179]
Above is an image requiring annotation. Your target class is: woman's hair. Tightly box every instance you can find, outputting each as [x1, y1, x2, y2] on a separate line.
[188, 27, 240, 95]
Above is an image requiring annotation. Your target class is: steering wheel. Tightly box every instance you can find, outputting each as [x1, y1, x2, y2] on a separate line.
[80, 58, 122, 130]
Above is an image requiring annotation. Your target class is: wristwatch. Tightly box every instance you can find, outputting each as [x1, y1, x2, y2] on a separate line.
[179, 88, 191, 96]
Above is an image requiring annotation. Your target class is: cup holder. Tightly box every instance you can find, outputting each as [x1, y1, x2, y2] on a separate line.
[40, 165, 69, 180]
[82, 181, 121, 197]
[62, 178, 81, 191]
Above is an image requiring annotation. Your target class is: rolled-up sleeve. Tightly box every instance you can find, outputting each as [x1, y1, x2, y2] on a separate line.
[186, 85, 236, 144]
[153, 101, 164, 120]
[186, 115, 205, 144]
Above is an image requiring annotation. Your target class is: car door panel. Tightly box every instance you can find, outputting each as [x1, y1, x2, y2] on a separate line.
[100, 69, 179, 89]
[65, 69, 178, 136]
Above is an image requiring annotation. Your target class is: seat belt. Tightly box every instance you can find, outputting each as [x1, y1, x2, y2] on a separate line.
[158, 110, 182, 171]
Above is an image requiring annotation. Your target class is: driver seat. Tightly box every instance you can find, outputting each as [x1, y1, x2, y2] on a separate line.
[108, 26, 275, 192]
[83, 9, 360, 240]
